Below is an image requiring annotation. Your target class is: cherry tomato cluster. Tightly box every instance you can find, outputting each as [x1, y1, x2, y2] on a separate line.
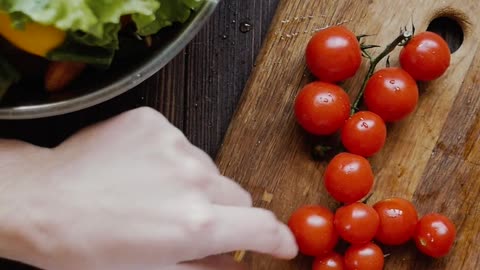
[288, 200, 456, 270]
[295, 26, 451, 156]
[290, 25, 456, 269]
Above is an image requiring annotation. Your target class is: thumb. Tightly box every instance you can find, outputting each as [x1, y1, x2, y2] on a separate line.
[166, 255, 247, 270]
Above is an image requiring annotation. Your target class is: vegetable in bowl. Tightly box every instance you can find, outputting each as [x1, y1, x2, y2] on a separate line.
[0, 0, 205, 99]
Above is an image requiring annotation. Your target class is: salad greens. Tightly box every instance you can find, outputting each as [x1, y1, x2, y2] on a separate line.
[134, 0, 204, 36]
[1, 0, 203, 47]
[0, 0, 204, 98]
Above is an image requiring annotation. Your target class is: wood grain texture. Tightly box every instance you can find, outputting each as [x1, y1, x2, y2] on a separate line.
[0, 0, 280, 269]
[216, 0, 480, 269]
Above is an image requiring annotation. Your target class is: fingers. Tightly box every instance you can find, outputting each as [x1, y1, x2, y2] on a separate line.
[182, 154, 251, 207]
[184, 142, 219, 174]
[198, 205, 298, 260]
[184, 153, 252, 207]
[205, 176, 252, 207]
[166, 255, 247, 270]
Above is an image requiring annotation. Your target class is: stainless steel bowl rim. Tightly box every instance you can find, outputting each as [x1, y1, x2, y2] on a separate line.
[0, 0, 219, 120]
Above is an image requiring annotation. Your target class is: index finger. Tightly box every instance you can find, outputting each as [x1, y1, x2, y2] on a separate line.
[196, 205, 299, 260]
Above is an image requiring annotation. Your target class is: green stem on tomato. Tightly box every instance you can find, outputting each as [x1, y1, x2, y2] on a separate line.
[350, 30, 413, 115]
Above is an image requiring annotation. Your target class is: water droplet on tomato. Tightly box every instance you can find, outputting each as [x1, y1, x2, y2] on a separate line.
[362, 122, 369, 128]
[389, 80, 395, 84]
[394, 86, 401, 91]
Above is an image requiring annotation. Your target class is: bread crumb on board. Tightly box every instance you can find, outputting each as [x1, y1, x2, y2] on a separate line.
[234, 250, 246, 262]
[262, 191, 274, 203]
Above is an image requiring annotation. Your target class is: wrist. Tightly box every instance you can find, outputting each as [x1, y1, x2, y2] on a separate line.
[0, 141, 54, 268]
[0, 199, 43, 266]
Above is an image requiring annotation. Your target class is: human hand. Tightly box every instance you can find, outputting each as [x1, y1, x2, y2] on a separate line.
[0, 107, 297, 270]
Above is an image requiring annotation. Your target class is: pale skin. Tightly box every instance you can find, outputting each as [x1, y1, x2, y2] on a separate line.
[0, 107, 298, 270]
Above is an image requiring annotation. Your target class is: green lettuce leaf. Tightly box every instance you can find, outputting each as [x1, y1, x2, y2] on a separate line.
[6, 11, 31, 29]
[46, 35, 116, 68]
[70, 23, 121, 50]
[0, 0, 159, 43]
[0, 0, 205, 66]
[134, 0, 205, 36]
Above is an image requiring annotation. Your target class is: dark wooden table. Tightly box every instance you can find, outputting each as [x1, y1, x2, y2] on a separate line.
[0, 0, 279, 268]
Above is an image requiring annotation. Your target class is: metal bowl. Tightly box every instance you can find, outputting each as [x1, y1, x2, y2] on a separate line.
[0, 0, 219, 119]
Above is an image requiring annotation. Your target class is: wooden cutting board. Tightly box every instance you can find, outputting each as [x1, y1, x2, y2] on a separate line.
[215, 0, 480, 269]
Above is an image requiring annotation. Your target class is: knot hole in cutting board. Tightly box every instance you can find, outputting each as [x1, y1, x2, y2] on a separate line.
[426, 8, 468, 53]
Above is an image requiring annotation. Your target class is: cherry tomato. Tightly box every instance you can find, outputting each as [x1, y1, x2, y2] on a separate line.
[334, 202, 380, 244]
[414, 213, 456, 258]
[400, 31, 451, 81]
[288, 205, 339, 256]
[312, 252, 345, 270]
[341, 111, 387, 157]
[364, 67, 419, 122]
[324, 153, 374, 204]
[294, 82, 351, 135]
[373, 197, 418, 245]
[344, 242, 384, 270]
[306, 26, 362, 83]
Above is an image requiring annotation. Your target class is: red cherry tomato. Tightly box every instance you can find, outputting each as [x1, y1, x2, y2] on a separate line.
[334, 202, 380, 244]
[288, 205, 339, 256]
[294, 82, 351, 135]
[312, 252, 345, 270]
[364, 67, 419, 122]
[400, 31, 451, 81]
[341, 111, 387, 157]
[324, 152, 374, 204]
[373, 197, 418, 245]
[414, 213, 456, 258]
[344, 242, 384, 270]
[306, 26, 362, 83]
